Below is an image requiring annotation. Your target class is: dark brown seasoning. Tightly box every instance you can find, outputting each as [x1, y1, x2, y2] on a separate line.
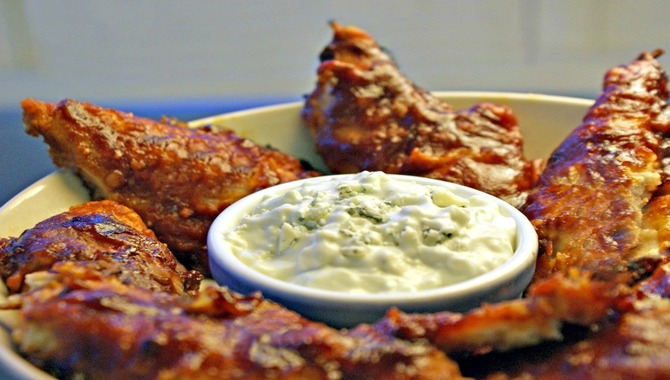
[3, 202, 463, 379]
[302, 22, 540, 207]
[522, 49, 670, 284]
[21, 98, 321, 275]
[0, 200, 201, 296]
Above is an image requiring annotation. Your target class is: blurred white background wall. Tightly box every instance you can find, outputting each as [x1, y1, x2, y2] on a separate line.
[2, 0, 669, 108]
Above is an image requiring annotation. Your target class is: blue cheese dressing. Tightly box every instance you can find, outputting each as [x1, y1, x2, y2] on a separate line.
[222, 171, 517, 294]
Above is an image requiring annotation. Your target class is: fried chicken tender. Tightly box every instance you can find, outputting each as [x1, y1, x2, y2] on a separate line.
[372, 271, 627, 356]
[522, 50, 670, 284]
[0, 200, 202, 296]
[499, 303, 670, 380]
[368, 51, 670, 378]
[21, 98, 320, 274]
[11, 262, 463, 380]
[474, 265, 670, 380]
[302, 22, 540, 207]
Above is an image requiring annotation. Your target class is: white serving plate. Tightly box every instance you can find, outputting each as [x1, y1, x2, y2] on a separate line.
[0, 92, 592, 379]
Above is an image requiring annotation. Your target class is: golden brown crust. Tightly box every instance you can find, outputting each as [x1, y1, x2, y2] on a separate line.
[12, 262, 463, 380]
[367, 51, 670, 378]
[21, 98, 320, 274]
[480, 299, 670, 380]
[302, 22, 539, 207]
[374, 272, 626, 355]
[0, 200, 202, 296]
[522, 50, 670, 283]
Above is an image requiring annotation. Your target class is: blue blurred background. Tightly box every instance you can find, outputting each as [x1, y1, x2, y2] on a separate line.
[2, 0, 669, 204]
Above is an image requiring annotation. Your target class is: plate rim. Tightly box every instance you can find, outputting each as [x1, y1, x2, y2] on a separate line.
[192, 90, 594, 126]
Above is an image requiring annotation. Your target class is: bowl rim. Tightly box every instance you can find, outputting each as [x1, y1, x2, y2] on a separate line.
[208, 172, 539, 308]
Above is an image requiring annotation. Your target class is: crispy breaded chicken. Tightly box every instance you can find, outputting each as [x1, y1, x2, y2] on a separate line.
[463, 264, 670, 380]
[372, 271, 627, 356]
[368, 51, 670, 379]
[372, 264, 670, 379]
[11, 262, 463, 380]
[0, 200, 201, 296]
[522, 50, 670, 284]
[21, 98, 320, 274]
[302, 22, 540, 207]
[480, 298, 670, 380]
[2, 202, 461, 379]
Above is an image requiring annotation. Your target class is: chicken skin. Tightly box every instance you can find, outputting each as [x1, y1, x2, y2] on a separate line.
[302, 22, 540, 207]
[0, 202, 461, 379]
[476, 264, 670, 380]
[522, 50, 670, 284]
[368, 50, 670, 379]
[21, 98, 320, 274]
[0, 200, 202, 296]
[6, 252, 461, 379]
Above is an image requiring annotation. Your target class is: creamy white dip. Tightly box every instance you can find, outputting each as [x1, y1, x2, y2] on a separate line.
[222, 171, 517, 294]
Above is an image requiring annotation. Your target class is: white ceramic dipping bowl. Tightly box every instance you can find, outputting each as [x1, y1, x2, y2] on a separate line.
[208, 173, 539, 328]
